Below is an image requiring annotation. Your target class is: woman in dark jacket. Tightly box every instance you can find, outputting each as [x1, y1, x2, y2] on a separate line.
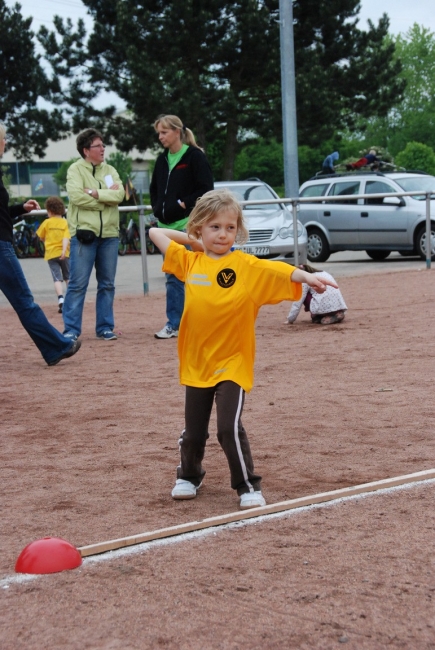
[0, 122, 81, 365]
[150, 115, 213, 339]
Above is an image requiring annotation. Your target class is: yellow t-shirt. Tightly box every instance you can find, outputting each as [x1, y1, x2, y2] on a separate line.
[36, 217, 71, 261]
[163, 241, 302, 392]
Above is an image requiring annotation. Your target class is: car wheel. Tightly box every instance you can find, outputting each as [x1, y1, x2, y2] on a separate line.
[306, 229, 330, 263]
[415, 223, 435, 261]
[366, 250, 390, 261]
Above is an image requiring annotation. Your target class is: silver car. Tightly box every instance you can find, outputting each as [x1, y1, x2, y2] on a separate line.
[298, 171, 435, 262]
[214, 179, 307, 264]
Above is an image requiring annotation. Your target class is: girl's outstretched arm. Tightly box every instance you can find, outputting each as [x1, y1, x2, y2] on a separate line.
[149, 228, 204, 254]
[290, 268, 339, 293]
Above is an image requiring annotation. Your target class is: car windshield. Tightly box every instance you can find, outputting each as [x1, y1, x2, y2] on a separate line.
[394, 176, 435, 200]
[218, 184, 280, 210]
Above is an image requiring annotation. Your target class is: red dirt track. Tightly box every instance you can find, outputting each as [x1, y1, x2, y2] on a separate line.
[1, 268, 434, 649]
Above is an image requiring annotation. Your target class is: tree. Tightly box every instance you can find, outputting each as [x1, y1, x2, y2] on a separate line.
[105, 152, 133, 187]
[0, 165, 12, 192]
[0, 0, 67, 159]
[38, 1, 404, 178]
[355, 24, 435, 155]
[52, 158, 79, 191]
[234, 139, 284, 186]
[291, 4, 404, 147]
[395, 142, 435, 175]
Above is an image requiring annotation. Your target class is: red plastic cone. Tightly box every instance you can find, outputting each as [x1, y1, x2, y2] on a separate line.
[15, 537, 82, 574]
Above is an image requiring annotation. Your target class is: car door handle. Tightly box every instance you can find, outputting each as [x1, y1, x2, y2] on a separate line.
[361, 212, 369, 217]
[323, 211, 331, 216]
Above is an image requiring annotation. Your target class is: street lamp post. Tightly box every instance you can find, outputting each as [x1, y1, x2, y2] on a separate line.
[279, 0, 299, 199]
[279, 0, 299, 263]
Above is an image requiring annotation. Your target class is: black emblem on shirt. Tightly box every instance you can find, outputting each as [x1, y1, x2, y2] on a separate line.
[217, 268, 236, 288]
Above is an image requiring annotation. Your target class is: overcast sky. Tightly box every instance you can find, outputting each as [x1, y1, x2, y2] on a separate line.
[11, 0, 434, 36]
[7, 0, 434, 109]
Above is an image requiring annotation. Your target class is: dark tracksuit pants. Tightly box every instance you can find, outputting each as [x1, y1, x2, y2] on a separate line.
[178, 380, 262, 495]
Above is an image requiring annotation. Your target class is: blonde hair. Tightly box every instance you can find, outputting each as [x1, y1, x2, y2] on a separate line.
[153, 114, 201, 149]
[0, 122, 6, 141]
[186, 189, 249, 244]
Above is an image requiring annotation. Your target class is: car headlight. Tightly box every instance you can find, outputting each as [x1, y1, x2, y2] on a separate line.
[279, 222, 305, 238]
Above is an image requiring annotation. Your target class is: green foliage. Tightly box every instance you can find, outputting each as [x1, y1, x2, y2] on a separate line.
[105, 152, 133, 186]
[1, 165, 11, 191]
[273, 186, 285, 197]
[355, 25, 435, 156]
[292, 4, 404, 148]
[297, 146, 324, 184]
[234, 139, 283, 186]
[395, 142, 435, 174]
[0, 0, 68, 158]
[52, 158, 79, 190]
[233, 140, 330, 186]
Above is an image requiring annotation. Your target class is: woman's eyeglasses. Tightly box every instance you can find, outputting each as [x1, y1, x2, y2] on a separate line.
[89, 144, 106, 149]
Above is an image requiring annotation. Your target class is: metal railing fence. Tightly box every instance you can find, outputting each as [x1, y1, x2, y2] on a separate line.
[21, 189, 435, 295]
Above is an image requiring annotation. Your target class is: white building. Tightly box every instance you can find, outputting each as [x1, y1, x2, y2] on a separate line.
[2, 131, 155, 200]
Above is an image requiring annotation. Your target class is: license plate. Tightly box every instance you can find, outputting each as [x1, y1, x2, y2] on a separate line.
[240, 246, 270, 255]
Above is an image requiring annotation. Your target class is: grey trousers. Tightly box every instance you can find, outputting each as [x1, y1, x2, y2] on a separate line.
[178, 381, 262, 495]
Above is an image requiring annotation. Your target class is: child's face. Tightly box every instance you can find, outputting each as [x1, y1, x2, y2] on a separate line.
[200, 208, 238, 258]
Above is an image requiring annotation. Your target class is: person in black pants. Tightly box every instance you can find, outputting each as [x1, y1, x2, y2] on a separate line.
[150, 114, 213, 339]
[0, 122, 81, 366]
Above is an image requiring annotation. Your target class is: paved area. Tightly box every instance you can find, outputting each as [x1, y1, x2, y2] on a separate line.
[0, 249, 429, 308]
[0, 252, 166, 307]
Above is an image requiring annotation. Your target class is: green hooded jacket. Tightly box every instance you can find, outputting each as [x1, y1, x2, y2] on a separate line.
[66, 157, 125, 237]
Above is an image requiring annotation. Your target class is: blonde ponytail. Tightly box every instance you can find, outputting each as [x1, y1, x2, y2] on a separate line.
[153, 114, 201, 150]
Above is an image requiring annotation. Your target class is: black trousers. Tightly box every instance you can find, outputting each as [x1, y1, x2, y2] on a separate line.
[178, 381, 262, 495]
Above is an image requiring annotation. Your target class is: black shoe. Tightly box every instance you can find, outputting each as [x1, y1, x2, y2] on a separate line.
[58, 303, 63, 313]
[48, 339, 82, 366]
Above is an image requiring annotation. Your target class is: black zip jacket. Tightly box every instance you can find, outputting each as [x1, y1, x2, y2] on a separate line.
[0, 168, 25, 243]
[150, 146, 213, 226]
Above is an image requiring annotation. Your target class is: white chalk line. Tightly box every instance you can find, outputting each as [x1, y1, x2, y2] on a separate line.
[2, 477, 434, 589]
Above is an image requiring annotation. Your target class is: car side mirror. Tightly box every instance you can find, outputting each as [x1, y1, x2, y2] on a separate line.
[383, 196, 405, 206]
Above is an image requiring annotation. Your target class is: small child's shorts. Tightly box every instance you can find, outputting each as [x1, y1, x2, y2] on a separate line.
[48, 257, 70, 283]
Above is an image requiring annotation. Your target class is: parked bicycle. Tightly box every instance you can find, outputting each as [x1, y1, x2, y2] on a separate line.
[118, 214, 158, 256]
[13, 219, 45, 258]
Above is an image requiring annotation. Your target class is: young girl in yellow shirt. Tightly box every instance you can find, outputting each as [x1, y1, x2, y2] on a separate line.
[150, 189, 338, 509]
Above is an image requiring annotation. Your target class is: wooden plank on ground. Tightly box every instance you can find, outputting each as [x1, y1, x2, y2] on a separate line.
[78, 468, 435, 558]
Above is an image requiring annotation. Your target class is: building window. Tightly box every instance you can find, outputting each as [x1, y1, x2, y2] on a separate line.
[132, 170, 149, 194]
[31, 173, 59, 196]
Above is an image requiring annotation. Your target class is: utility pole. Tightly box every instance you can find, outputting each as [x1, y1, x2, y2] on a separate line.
[279, 0, 299, 199]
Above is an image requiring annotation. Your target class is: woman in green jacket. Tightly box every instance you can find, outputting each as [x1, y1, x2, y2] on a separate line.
[63, 129, 125, 342]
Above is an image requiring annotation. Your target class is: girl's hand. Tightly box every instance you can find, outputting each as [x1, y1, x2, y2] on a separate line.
[291, 268, 339, 293]
[188, 237, 204, 252]
[305, 273, 338, 293]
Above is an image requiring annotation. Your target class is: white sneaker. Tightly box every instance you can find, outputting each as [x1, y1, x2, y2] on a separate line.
[171, 479, 202, 500]
[155, 325, 178, 339]
[240, 491, 266, 509]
